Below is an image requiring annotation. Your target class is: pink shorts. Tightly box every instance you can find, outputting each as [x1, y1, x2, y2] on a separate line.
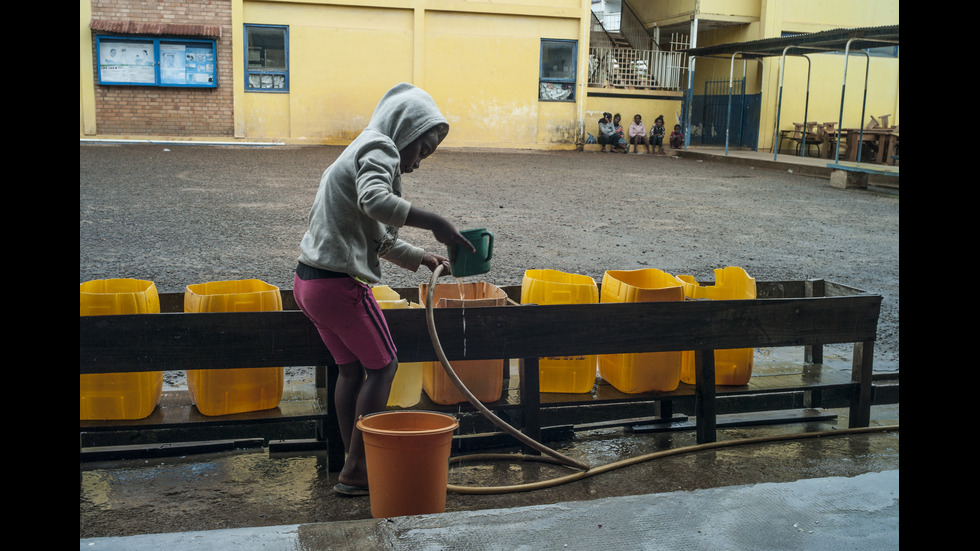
[293, 274, 396, 370]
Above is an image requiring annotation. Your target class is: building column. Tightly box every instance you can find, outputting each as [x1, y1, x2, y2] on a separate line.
[756, 0, 783, 153]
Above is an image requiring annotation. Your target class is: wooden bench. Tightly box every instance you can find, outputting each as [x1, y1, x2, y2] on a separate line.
[827, 161, 899, 189]
[80, 280, 885, 471]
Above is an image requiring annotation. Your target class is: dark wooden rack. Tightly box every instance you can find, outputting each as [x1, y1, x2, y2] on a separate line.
[80, 279, 890, 470]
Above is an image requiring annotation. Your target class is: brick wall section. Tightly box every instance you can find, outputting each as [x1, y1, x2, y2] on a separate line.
[90, 0, 234, 138]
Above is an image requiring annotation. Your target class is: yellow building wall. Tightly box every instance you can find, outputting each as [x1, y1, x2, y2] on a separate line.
[424, 10, 580, 148]
[781, 0, 898, 34]
[241, 2, 415, 143]
[239, 0, 588, 149]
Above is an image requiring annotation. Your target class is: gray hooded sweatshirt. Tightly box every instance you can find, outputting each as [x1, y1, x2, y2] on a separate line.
[298, 83, 450, 283]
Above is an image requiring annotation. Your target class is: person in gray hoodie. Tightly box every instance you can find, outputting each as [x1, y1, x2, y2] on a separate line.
[294, 83, 474, 496]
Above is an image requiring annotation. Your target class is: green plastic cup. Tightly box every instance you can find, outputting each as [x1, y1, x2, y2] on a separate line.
[449, 228, 494, 277]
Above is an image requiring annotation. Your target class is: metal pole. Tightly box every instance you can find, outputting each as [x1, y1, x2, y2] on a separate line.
[774, 46, 814, 161]
[740, 60, 747, 150]
[835, 38, 897, 164]
[773, 47, 789, 161]
[801, 55, 812, 158]
[684, 18, 698, 150]
[726, 52, 738, 155]
[856, 49, 870, 163]
[834, 40, 853, 164]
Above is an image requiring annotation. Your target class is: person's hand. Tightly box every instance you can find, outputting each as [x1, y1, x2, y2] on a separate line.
[421, 252, 452, 275]
[431, 219, 475, 264]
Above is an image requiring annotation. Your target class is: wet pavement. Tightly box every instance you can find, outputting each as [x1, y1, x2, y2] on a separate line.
[81, 469, 898, 550]
[80, 397, 899, 547]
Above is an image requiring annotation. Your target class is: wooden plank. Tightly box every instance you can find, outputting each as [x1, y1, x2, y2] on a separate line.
[827, 161, 899, 178]
[81, 438, 266, 462]
[629, 409, 839, 433]
[695, 349, 716, 443]
[156, 280, 835, 313]
[79, 370, 869, 437]
[80, 295, 881, 374]
[850, 340, 874, 428]
[518, 357, 542, 450]
[80, 388, 329, 431]
[411, 369, 859, 413]
[805, 280, 824, 364]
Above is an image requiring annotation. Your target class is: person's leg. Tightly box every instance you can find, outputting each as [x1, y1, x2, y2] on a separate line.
[334, 361, 365, 456]
[336, 357, 398, 488]
[292, 274, 397, 490]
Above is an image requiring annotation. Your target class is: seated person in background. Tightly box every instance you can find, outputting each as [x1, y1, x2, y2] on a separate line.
[628, 114, 651, 154]
[649, 115, 666, 155]
[612, 114, 629, 153]
[597, 112, 617, 152]
[669, 124, 684, 149]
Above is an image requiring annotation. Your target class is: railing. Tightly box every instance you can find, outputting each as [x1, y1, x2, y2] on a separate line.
[619, 0, 653, 51]
[590, 10, 615, 50]
[594, 10, 621, 32]
[589, 46, 686, 91]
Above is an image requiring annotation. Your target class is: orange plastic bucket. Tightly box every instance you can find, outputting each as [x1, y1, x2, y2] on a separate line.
[356, 411, 458, 518]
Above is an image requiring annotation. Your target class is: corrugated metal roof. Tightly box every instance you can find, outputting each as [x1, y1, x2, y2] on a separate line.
[683, 25, 899, 58]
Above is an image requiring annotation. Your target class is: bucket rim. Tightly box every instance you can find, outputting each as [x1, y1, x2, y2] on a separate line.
[356, 410, 459, 436]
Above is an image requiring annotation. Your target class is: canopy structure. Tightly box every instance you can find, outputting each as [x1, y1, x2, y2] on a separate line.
[681, 25, 899, 162]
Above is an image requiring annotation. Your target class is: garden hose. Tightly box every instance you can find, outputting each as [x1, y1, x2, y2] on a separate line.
[424, 265, 898, 495]
[425, 264, 589, 472]
[444, 425, 899, 495]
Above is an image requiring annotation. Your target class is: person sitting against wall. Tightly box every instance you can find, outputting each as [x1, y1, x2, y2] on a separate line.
[628, 114, 651, 154]
[597, 112, 622, 152]
[612, 114, 629, 153]
[669, 124, 684, 149]
[649, 115, 667, 155]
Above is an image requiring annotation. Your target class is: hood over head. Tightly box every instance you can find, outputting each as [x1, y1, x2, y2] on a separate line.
[366, 83, 449, 151]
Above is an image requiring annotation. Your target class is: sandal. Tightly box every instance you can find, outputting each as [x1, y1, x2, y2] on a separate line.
[334, 482, 369, 496]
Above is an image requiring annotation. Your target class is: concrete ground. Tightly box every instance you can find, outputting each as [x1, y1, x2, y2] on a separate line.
[80, 144, 900, 548]
[81, 470, 898, 550]
[80, 402, 899, 549]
